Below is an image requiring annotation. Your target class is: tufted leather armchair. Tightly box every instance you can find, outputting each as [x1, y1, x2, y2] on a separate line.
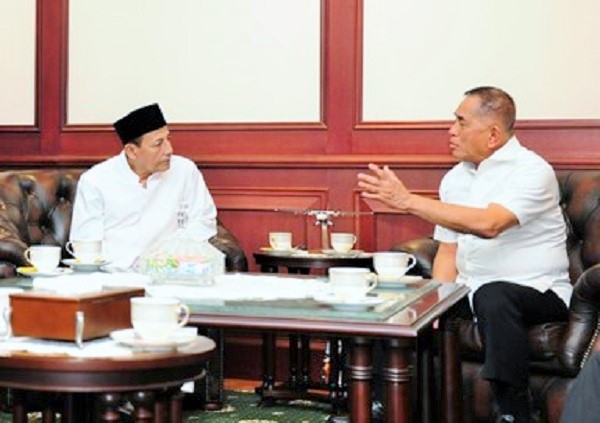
[0, 169, 248, 277]
[392, 171, 600, 423]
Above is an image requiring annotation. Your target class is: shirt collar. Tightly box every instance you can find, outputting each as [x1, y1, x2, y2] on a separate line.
[472, 136, 521, 172]
[486, 136, 520, 162]
[116, 150, 164, 186]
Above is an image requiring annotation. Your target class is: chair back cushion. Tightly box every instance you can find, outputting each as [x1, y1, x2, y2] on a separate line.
[559, 172, 600, 285]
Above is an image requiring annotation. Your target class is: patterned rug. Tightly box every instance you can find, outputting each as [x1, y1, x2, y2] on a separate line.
[0, 391, 334, 422]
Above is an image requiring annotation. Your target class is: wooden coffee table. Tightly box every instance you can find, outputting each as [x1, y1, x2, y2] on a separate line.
[188, 278, 469, 423]
[0, 337, 215, 423]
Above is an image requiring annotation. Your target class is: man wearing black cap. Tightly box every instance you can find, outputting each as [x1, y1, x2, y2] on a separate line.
[70, 103, 217, 268]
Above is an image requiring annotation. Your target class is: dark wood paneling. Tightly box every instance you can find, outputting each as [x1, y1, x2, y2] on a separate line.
[1, 0, 599, 258]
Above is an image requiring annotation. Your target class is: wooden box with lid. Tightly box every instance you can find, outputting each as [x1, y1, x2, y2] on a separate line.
[9, 287, 145, 344]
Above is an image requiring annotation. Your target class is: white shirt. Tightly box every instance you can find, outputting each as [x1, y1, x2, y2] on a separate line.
[70, 152, 217, 267]
[433, 137, 572, 306]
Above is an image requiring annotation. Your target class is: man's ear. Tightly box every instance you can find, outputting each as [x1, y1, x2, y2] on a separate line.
[487, 125, 503, 149]
[124, 143, 138, 160]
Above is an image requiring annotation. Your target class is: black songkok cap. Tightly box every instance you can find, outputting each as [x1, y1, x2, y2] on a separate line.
[113, 103, 167, 144]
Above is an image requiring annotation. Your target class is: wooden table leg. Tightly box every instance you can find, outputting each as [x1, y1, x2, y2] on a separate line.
[41, 394, 56, 423]
[383, 339, 411, 423]
[289, 334, 300, 388]
[417, 327, 435, 423]
[132, 391, 154, 423]
[300, 334, 311, 387]
[348, 337, 373, 423]
[153, 390, 167, 423]
[328, 338, 346, 413]
[440, 312, 463, 423]
[168, 389, 184, 423]
[185, 327, 224, 411]
[256, 332, 276, 399]
[260, 265, 279, 273]
[11, 389, 27, 423]
[98, 393, 121, 423]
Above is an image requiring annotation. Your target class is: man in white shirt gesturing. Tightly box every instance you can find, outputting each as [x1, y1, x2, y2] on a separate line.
[357, 87, 571, 423]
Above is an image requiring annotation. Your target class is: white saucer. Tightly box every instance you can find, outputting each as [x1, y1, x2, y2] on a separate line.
[313, 292, 385, 311]
[110, 328, 198, 351]
[62, 258, 111, 272]
[378, 275, 423, 288]
[321, 249, 367, 257]
[17, 267, 74, 277]
[259, 247, 304, 255]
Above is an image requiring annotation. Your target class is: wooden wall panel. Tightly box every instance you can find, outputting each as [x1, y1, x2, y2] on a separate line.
[208, 172, 440, 271]
[213, 188, 328, 271]
[1, 0, 599, 266]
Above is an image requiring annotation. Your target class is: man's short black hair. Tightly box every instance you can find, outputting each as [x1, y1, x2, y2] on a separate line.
[465, 86, 516, 133]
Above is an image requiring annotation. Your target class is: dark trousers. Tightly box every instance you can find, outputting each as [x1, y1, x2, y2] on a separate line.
[560, 351, 600, 423]
[454, 281, 569, 388]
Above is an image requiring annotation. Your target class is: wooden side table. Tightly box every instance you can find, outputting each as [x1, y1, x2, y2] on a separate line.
[0, 337, 215, 423]
[254, 251, 373, 274]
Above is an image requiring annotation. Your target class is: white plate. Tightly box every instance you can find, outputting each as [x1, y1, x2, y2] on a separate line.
[259, 247, 306, 256]
[110, 328, 198, 351]
[17, 267, 74, 277]
[378, 275, 423, 288]
[313, 292, 385, 311]
[62, 259, 111, 272]
[321, 249, 368, 257]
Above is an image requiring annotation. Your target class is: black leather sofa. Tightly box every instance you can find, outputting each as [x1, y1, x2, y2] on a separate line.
[0, 168, 248, 276]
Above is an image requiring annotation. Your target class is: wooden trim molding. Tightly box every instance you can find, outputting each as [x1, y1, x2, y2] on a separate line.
[211, 187, 328, 212]
[60, 0, 329, 131]
[353, 1, 600, 133]
[355, 119, 600, 130]
[3, 154, 600, 171]
[61, 122, 329, 133]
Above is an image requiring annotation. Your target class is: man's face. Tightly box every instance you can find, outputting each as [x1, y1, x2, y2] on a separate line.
[447, 95, 493, 165]
[128, 126, 173, 179]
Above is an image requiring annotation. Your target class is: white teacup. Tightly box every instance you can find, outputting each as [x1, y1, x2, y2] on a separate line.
[66, 239, 103, 263]
[0, 287, 23, 337]
[328, 267, 377, 300]
[330, 233, 357, 253]
[23, 245, 61, 273]
[373, 252, 417, 280]
[269, 232, 293, 251]
[131, 297, 190, 341]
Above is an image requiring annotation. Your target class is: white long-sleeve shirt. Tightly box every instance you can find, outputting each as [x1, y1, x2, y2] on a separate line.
[70, 152, 217, 267]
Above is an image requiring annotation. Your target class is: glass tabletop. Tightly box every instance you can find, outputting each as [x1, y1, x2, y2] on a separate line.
[185, 280, 439, 322]
[0, 275, 443, 324]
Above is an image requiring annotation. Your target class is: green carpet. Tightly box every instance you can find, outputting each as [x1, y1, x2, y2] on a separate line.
[0, 391, 334, 422]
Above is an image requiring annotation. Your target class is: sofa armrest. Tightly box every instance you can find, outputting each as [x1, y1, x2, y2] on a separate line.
[390, 236, 439, 278]
[559, 264, 600, 373]
[0, 217, 29, 278]
[209, 219, 248, 272]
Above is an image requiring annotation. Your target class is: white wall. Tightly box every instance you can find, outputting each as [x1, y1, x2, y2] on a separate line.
[0, 0, 36, 125]
[2, 1, 599, 126]
[67, 0, 321, 124]
[363, 0, 600, 121]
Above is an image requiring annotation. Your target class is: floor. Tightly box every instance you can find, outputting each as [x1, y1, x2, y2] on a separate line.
[0, 380, 336, 423]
